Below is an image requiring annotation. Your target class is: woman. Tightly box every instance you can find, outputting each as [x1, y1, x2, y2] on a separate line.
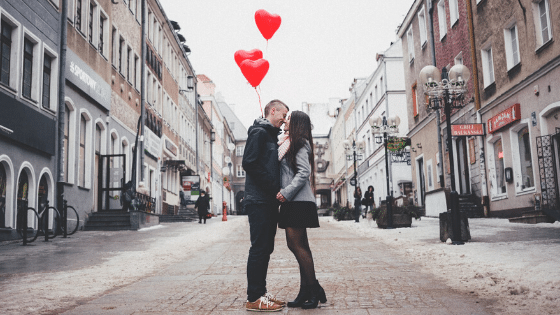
[354, 187, 362, 222]
[194, 190, 209, 224]
[276, 111, 327, 309]
[363, 186, 375, 218]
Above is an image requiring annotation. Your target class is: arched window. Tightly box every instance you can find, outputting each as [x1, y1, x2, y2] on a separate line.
[79, 114, 87, 187]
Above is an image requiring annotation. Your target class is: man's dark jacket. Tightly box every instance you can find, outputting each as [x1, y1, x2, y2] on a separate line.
[195, 195, 210, 215]
[242, 118, 281, 205]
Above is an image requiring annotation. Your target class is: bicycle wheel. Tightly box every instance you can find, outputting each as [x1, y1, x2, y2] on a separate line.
[63, 206, 80, 235]
[39, 207, 61, 239]
[17, 207, 39, 243]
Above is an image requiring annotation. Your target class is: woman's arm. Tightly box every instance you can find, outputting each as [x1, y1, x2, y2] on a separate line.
[279, 141, 311, 201]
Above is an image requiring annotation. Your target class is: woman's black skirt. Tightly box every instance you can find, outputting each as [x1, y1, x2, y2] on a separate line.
[278, 201, 320, 229]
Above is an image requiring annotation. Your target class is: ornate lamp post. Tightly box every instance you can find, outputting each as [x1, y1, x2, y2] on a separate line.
[419, 64, 471, 245]
[343, 139, 365, 222]
[370, 115, 400, 229]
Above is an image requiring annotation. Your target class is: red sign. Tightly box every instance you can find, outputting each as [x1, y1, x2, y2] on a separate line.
[451, 124, 485, 136]
[487, 103, 521, 134]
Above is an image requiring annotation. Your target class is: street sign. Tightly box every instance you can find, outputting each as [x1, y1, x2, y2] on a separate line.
[346, 155, 353, 161]
[350, 178, 357, 186]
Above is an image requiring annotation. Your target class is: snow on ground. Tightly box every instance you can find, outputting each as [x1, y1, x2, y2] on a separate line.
[1, 217, 247, 315]
[327, 216, 560, 314]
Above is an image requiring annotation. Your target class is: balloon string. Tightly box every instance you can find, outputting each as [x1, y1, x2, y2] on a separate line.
[255, 87, 263, 117]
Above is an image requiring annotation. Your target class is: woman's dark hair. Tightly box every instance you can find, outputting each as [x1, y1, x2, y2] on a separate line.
[368, 185, 374, 192]
[286, 111, 315, 191]
[354, 186, 362, 198]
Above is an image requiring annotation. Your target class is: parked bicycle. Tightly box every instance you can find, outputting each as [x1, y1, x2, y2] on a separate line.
[16, 199, 80, 244]
[16, 202, 40, 244]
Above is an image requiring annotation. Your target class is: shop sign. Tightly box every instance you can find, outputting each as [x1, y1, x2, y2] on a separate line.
[387, 137, 410, 152]
[487, 103, 521, 134]
[451, 124, 485, 136]
[164, 138, 178, 156]
[181, 175, 200, 205]
[144, 128, 161, 160]
[66, 50, 111, 110]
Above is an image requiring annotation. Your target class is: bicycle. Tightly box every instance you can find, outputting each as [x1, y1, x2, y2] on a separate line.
[60, 200, 79, 236]
[37, 200, 61, 240]
[16, 203, 40, 244]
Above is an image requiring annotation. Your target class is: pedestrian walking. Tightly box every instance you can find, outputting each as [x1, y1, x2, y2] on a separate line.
[243, 100, 289, 312]
[194, 190, 209, 224]
[276, 111, 327, 309]
[354, 187, 362, 222]
[363, 186, 375, 218]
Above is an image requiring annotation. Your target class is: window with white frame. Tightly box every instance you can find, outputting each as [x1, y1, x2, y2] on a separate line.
[88, 1, 96, 45]
[42, 45, 59, 111]
[63, 105, 71, 182]
[111, 26, 117, 67]
[127, 46, 132, 83]
[533, 0, 552, 47]
[454, 51, 463, 65]
[236, 145, 245, 156]
[22, 33, 41, 102]
[118, 36, 125, 75]
[76, 0, 85, 33]
[79, 114, 87, 187]
[134, 53, 139, 90]
[437, 0, 447, 40]
[504, 24, 520, 70]
[492, 137, 506, 195]
[0, 16, 19, 90]
[481, 45, 495, 88]
[99, 10, 108, 57]
[407, 26, 415, 62]
[449, 0, 459, 26]
[512, 125, 535, 191]
[236, 165, 245, 178]
[418, 7, 427, 46]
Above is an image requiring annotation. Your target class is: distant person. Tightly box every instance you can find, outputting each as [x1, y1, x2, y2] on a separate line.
[276, 111, 326, 309]
[363, 186, 375, 218]
[354, 187, 362, 222]
[243, 100, 289, 312]
[195, 190, 210, 224]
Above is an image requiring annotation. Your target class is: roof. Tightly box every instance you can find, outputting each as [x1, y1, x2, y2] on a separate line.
[218, 102, 248, 141]
[197, 74, 212, 83]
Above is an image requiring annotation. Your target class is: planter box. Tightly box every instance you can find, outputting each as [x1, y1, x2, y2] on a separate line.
[376, 213, 412, 229]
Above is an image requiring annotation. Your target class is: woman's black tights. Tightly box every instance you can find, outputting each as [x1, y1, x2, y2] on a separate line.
[285, 227, 316, 286]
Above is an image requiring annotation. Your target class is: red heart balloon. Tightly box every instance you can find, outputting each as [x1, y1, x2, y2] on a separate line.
[234, 49, 263, 68]
[255, 9, 281, 40]
[240, 59, 269, 87]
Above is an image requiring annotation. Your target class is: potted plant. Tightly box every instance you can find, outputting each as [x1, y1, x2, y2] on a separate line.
[370, 204, 420, 228]
[334, 206, 354, 221]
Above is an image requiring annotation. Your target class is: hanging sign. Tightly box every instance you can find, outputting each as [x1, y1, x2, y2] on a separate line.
[451, 124, 485, 136]
[387, 137, 410, 152]
[487, 103, 521, 134]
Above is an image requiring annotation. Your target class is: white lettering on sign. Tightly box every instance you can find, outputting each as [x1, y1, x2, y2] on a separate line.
[70, 61, 97, 91]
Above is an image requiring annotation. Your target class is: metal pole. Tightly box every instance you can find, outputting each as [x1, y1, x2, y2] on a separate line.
[56, 0, 68, 219]
[140, 0, 146, 182]
[353, 140, 359, 222]
[443, 88, 463, 244]
[44, 200, 49, 242]
[384, 130, 393, 229]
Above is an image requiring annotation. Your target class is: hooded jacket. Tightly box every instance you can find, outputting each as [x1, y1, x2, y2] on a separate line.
[242, 117, 281, 204]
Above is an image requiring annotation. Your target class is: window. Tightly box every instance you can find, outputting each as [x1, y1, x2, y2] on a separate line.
[88, 1, 94, 44]
[76, 0, 83, 32]
[236, 145, 245, 156]
[127, 46, 132, 82]
[134, 54, 139, 89]
[63, 105, 70, 182]
[418, 7, 427, 46]
[118, 36, 124, 74]
[407, 26, 414, 62]
[449, 0, 459, 26]
[79, 114, 87, 187]
[533, 0, 552, 47]
[42, 54, 51, 109]
[237, 165, 246, 178]
[515, 126, 534, 190]
[454, 51, 463, 65]
[504, 24, 520, 70]
[0, 20, 13, 87]
[481, 46, 495, 88]
[99, 12, 108, 56]
[412, 83, 418, 117]
[22, 38, 33, 99]
[437, 0, 447, 40]
[493, 138, 506, 195]
[111, 26, 117, 67]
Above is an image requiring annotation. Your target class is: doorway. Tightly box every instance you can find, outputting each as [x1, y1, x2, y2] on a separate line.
[456, 137, 471, 194]
[417, 157, 426, 206]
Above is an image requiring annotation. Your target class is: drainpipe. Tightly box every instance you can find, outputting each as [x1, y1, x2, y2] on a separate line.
[194, 84, 199, 176]
[383, 60, 394, 196]
[56, 0, 68, 214]
[428, 0, 445, 188]
[140, 0, 146, 182]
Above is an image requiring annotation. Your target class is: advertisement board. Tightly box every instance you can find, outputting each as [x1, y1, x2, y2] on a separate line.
[181, 175, 200, 205]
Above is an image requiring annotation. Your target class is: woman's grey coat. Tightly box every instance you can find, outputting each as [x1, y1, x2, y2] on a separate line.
[280, 140, 315, 203]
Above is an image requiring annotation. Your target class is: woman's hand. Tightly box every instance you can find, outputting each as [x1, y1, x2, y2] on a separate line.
[276, 192, 286, 203]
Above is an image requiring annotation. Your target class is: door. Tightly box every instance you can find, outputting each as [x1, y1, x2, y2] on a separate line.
[417, 158, 426, 206]
[93, 124, 101, 212]
[457, 137, 471, 194]
[98, 154, 126, 211]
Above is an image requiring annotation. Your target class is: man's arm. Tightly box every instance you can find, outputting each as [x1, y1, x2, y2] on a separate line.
[242, 128, 277, 193]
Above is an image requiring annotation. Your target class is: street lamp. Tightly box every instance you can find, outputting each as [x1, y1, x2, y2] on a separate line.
[343, 139, 365, 222]
[419, 64, 471, 245]
[370, 115, 400, 229]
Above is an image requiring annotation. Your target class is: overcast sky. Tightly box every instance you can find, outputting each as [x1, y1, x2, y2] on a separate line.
[161, 0, 415, 129]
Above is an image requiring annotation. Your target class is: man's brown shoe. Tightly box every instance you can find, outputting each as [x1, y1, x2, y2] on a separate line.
[246, 296, 283, 312]
[264, 292, 286, 306]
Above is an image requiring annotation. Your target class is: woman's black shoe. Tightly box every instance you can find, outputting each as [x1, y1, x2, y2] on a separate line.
[302, 280, 327, 309]
[287, 285, 310, 307]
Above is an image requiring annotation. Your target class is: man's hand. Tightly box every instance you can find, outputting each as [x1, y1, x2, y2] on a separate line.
[276, 192, 286, 203]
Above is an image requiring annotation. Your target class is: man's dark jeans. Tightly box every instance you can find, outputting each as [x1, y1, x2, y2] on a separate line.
[246, 202, 278, 302]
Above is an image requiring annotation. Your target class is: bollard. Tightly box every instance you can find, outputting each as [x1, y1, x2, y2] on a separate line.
[222, 201, 227, 221]
[44, 200, 50, 242]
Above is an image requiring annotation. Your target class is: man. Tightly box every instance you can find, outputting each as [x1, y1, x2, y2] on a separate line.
[243, 100, 289, 312]
[194, 190, 210, 224]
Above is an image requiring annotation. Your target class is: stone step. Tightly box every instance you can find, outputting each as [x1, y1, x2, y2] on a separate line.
[509, 215, 556, 224]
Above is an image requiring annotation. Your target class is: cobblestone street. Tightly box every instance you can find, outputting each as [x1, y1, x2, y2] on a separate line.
[1, 216, 494, 314]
